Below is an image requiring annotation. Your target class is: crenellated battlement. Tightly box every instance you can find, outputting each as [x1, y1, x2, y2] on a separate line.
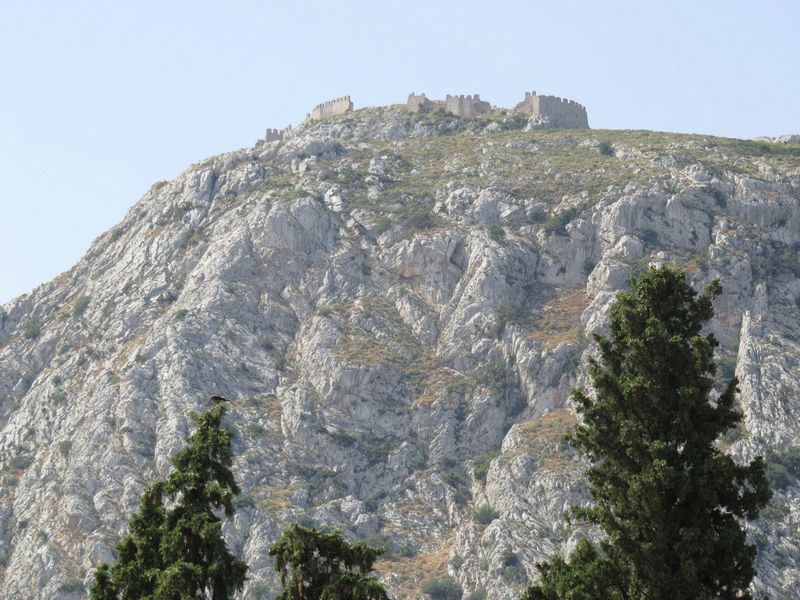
[263, 125, 292, 143]
[404, 89, 588, 127]
[276, 89, 589, 135]
[514, 91, 588, 128]
[307, 96, 354, 121]
[444, 94, 491, 118]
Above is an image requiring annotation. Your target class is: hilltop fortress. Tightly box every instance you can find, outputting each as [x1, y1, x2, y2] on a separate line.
[406, 91, 588, 128]
[263, 90, 588, 141]
[307, 96, 353, 121]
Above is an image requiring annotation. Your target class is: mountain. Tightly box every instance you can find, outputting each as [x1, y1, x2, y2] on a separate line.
[1, 104, 799, 599]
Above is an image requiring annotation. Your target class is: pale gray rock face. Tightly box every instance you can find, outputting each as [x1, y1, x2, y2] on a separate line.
[1, 108, 800, 599]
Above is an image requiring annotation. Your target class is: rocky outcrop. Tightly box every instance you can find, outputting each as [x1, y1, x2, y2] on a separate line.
[1, 107, 799, 599]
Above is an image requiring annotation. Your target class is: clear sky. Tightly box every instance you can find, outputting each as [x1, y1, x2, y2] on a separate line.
[1, 0, 798, 304]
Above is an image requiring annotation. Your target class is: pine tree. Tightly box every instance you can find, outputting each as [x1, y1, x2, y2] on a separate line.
[269, 524, 389, 600]
[523, 266, 772, 600]
[90, 404, 247, 599]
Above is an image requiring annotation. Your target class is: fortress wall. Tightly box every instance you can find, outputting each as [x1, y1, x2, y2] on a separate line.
[308, 96, 353, 121]
[515, 91, 588, 128]
[407, 93, 432, 112]
[265, 128, 282, 142]
[444, 94, 491, 118]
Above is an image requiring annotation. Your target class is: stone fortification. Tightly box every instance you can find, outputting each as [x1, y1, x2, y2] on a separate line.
[262, 125, 292, 144]
[307, 96, 353, 121]
[406, 93, 442, 113]
[404, 89, 589, 128]
[514, 91, 588, 128]
[406, 92, 490, 118]
[445, 94, 491, 118]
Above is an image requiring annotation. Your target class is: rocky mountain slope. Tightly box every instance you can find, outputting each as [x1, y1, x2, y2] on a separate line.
[1, 105, 800, 599]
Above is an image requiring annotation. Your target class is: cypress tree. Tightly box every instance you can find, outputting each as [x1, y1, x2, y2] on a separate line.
[90, 404, 247, 599]
[523, 266, 772, 600]
[269, 524, 389, 600]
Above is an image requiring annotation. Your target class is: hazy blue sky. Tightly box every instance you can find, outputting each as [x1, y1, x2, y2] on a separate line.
[1, 0, 798, 304]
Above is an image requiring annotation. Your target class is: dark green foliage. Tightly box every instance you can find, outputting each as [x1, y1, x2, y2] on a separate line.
[487, 223, 506, 242]
[404, 206, 437, 231]
[8, 454, 32, 470]
[638, 227, 659, 246]
[582, 257, 596, 277]
[522, 539, 629, 600]
[472, 450, 499, 481]
[765, 447, 800, 491]
[597, 141, 614, 156]
[58, 578, 86, 593]
[269, 524, 388, 600]
[524, 266, 772, 600]
[472, 504, 499, 525]
[22, 319, 42, 340]
[500, 548, 519, 567]
[750, 239, 800, 280]
[90, 405, 247, 599]
[705, 187, 727, 208]
[59, 440, 72, 458]
[493, 302, 526, 337]
[72, 296, 91, 319]
[544, 204, 585, 236]
[420, 576, 462, 600]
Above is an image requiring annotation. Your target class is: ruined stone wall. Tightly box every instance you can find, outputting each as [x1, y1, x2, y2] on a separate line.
[407, 93, 429, 112]
[263, 125, 292, 143]
[265, 128, 282, 142]
[514, 91, 588, 128]
[308, 96, 353, 121]
[444, 94, 491, 118]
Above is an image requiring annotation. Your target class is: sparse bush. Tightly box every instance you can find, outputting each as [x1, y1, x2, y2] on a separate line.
[499, 548, 519, 567]
[472, 450, 499, 482]
[766, 447, 800, 490]
[174, 308, 189, 321]
[51, 390, 67, 406]
[751, 240, 800, 280]
[493, 302, 526, 337]
[486, 223, 506, 242]
[9, 454, 33, 470]
[639, 227, 659, 246]
[473, 504, 499, 525]
[420, 576, 462, 600]
[583, 257, 596, 277]
[397, 544, 416, 558]
[449, 554, 464, 570]
[314, 305, 335, 317]
[59, 440, 72, 459]
[58, 579, 85, 593]
[376, 216, 393, 235]
[72, 296, 90, 319]
[543, 204, 585, 236]
[598, 141, 614, 156]
[405, 207, 437, 231]
[22, 319, 43, 340]
[706, 187, 727, 208]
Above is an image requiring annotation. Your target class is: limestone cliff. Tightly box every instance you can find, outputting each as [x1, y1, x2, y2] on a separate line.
[1, 106, 799, 599]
